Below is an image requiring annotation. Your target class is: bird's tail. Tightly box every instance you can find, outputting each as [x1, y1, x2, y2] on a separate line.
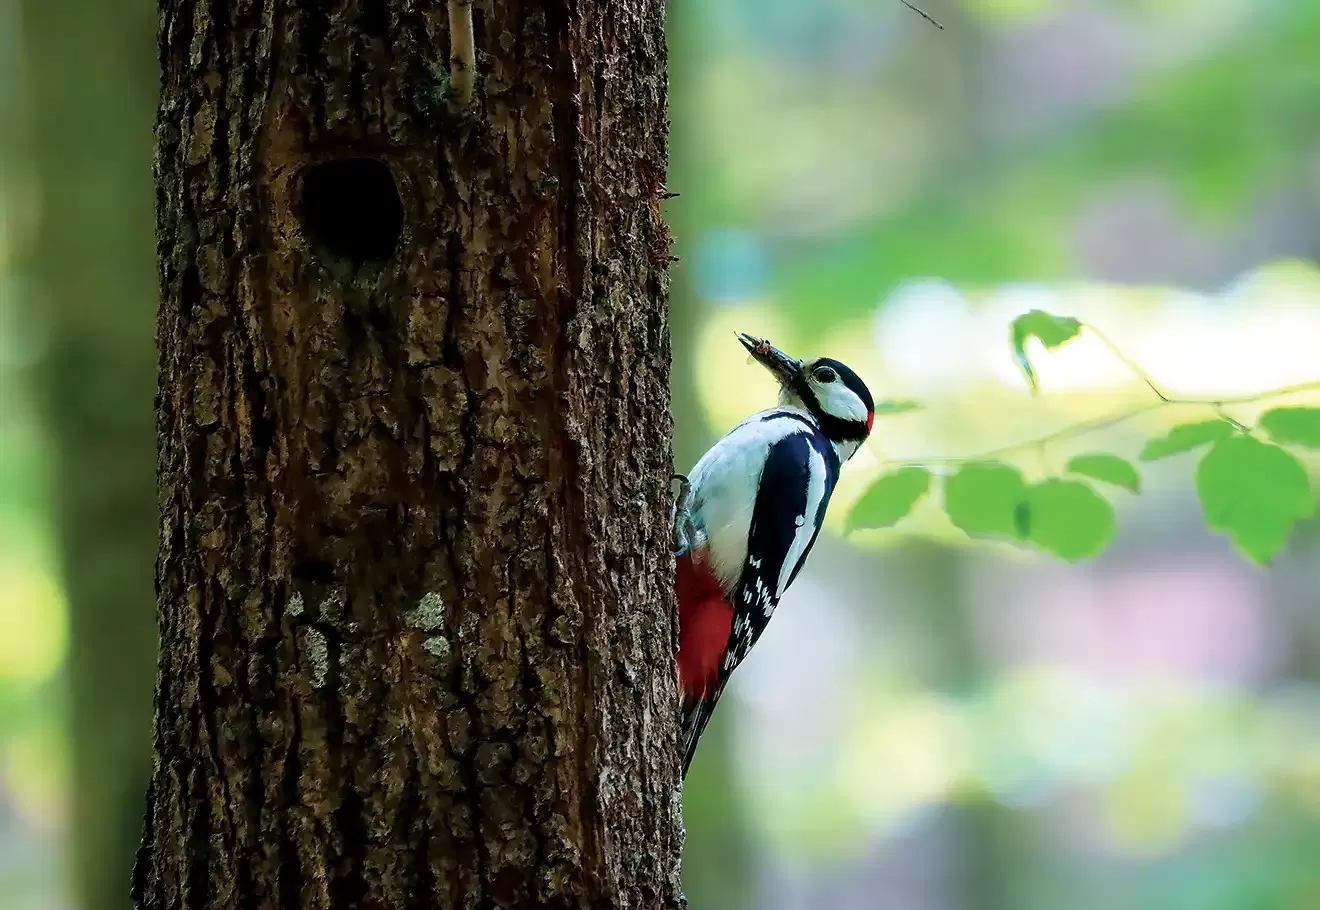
[681, 687, 725, 778]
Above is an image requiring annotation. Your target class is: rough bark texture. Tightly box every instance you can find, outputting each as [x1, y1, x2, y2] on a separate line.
[16, 2, 160, 909]
[134, 1, 682, 908]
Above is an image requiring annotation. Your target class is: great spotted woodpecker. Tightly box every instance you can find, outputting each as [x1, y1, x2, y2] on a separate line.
[673, 333, 874, 776]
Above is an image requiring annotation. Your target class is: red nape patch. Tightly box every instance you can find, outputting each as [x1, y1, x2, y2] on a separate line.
[866, 411, 875, 434]
[676, 551, 733, 706]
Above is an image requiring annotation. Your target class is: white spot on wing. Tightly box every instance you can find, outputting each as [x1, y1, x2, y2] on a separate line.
[779, 444, 828, 598]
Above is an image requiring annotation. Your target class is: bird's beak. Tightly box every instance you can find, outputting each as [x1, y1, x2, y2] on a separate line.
[737, 333, 803, 387]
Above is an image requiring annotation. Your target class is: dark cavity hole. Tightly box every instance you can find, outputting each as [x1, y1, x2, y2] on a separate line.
[301, 157, 403, 265]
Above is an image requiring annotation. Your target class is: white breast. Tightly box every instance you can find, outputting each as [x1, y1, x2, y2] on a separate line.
[685, 408, 816, 590]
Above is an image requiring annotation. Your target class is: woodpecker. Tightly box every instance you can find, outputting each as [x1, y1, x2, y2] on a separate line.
[673, 333, 874, 777]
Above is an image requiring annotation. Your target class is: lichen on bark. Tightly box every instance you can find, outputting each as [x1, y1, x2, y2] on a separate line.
[135, 1, 682, 907]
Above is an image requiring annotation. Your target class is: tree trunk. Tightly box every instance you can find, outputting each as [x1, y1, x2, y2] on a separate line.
[15, 2, 160, 909]
[133, 1, 682, 908]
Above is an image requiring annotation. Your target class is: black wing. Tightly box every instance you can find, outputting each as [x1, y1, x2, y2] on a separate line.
[681, 695, 722, 778]
[680, 430, 839, 777]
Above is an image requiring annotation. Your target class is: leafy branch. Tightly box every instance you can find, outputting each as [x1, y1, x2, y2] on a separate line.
[896, 380, 1320, 468]
[847, 310, 1320, 566]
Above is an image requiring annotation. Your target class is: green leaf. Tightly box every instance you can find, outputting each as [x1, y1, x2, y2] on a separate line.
[872, 399, 922, 416]
[1259, 407, 1320, 449]
[943, 462, 1027, 539]
[1010, 310, 1083, 392]
[1195, 434, 1315, 565]
[1139, 419, 1235, 461]
[847, 468, 931, 532]
[1065, 453, 1142, 493]
[1017, 480, 1117, 561]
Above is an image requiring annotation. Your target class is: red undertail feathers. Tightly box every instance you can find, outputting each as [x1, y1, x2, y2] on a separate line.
[676, 550, 732, 707]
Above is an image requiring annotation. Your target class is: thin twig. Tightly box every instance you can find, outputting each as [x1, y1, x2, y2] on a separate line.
[888, 379, 1320, 469]
[1087, 326, 1168, 402]
[448, 0, 476, 109]
[900, 0, 945, 29]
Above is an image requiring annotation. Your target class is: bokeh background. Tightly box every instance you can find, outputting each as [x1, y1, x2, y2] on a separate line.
[4, 0, 1320, 908]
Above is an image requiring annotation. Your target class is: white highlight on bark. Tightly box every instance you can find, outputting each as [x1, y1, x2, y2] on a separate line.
[320, 590, 344, 619]
[423, 635, 451, 663]
[306, 628, 329, 687]
[448, 0, 475, 108]
[406, 592, 446, 632]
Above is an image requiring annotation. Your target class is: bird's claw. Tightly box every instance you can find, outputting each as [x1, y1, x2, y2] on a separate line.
[671, 473, 694, 557]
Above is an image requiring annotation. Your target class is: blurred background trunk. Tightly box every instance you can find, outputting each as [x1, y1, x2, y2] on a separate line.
[14, 2, 159, 909]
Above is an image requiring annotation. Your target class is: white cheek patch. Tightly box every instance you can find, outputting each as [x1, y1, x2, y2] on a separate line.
[812, 381, 867, 422]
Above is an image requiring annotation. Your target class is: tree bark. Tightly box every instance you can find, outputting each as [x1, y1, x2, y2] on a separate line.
[15, 2, 160, 909]
[134, 1, 682, 908]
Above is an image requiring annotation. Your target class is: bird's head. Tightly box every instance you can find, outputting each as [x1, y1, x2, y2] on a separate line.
[738, 333, 874, 459]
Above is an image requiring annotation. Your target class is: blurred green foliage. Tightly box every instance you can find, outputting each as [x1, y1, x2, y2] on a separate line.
[847, 314, 1320, 565]
[2, 2, 158, 910]
[672, 0, 1320, 907]
[768, 1, 1320, 341]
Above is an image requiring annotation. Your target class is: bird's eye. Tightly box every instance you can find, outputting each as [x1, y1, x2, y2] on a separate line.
[813, 366, 838, 383]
